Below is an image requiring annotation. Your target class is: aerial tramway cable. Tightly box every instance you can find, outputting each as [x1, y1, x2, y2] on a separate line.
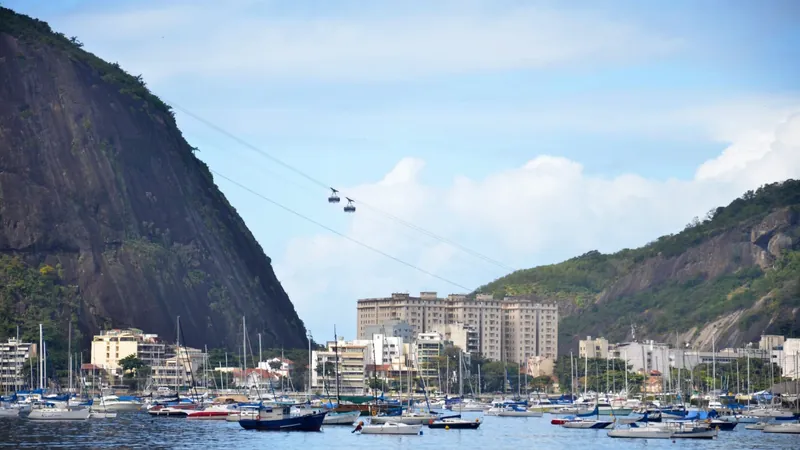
[168, 102, 515, 273]
[210, 170, 472, 292]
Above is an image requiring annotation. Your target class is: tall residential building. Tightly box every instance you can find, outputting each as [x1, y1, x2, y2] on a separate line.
[356, 292, 557, 364]
[0, 338, 36, 389]
[579, 336, 609, 359]
[414, 332, 444, 384]
[90, 329, 166, 376]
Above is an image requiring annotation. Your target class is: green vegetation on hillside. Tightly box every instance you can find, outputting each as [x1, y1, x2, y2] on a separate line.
[475, 179, 800, 347]
[0, 255, 81, 386]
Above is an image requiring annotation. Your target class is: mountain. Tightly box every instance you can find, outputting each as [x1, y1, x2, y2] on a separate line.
[0, 7, 307, 357]
[476, 180, 800, 354]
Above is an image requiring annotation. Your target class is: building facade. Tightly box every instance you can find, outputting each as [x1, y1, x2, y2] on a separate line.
[311, 338, 370, 395]
[357, 292, 557, 364]
[431, 322, 479, 354]
[579, 336, 610, 359]
[90, 329, 166, 376]
[0, 338, 36, 389]
[363, 320, 415, 342]
[414, 332, 443, 384]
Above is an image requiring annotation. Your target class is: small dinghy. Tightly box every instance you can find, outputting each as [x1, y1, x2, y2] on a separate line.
[355, 421, 423, 435]
[428, 418, 481, 429]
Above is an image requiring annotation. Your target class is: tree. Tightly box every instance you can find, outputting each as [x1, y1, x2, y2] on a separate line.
[268, 360, 282, 371]
[68, 36, 83, 47]
[118, 355, 147, 377]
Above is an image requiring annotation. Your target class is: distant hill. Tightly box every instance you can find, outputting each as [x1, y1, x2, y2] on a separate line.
[476, 179, 800, 354]
[0, 7, 307, 355]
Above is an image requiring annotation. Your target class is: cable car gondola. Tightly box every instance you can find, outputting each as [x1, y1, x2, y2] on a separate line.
[344, 198, 356, 213]
[328, 188, 340, 203]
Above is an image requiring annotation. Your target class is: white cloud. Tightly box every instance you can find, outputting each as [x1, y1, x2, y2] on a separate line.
[273, 109, 800, 339]
[53, 1, 682, 83]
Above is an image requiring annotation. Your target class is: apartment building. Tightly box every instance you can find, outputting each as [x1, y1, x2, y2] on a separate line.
[90, 329, 166, 375]
[357, 292, 557, 364]
[431, 322, 479, 354]
[579, 336, 610, 359]
[501, 297, 558, 363]
[311, 338, 370, 395]
[414, 332, 444, 384]
[150, 346, 205, 387]
[0, 338, 36, 389]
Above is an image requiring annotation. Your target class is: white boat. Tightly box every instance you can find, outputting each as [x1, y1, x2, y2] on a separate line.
[0, 408, 19, 418]
[763, 422, 800, 434]
[562, 419, 614, 429]
[91, 395, 143, 412]
[748, 407, 795, 419]
[608, 426, 672, 439]
[89, 411, 117, 419]
[28, 402, 90, 421]
[486, 401, 542, 417]
[371, 411, 442, 425]
[358, 421, 422, 435]
[323, 410, 360, 425]
[729, 414, 761, 423]
[745, 422, 769, 430]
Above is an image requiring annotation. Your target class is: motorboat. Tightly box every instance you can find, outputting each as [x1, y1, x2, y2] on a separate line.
[323, 410, 360, 425]
[428, 418, 481, 429]
[147, 403, 199, 417]
[670, 424, 718, 439]
[706, 419, 737, 431]
[763, 422, 800, 434]
[239, 404, 326, 431]
[28, 402, 90, 421]
[91, 395, 143, 412]
[356, 421, 422, 435]
[745, 422, 769, 430]
[186, 404, 237, 420]
[486, 401, 542, 417]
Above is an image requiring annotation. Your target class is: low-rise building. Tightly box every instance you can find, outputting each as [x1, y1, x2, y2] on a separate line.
[311, 338, 370, 395]
[150, 346, 206, 387]
[527, 355, 554, 377]
[90, 329, 165, 376]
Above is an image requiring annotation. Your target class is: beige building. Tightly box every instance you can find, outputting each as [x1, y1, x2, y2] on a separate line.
[431, 322, 479, 354]
[579, 336, 609, 359]
[150, 346, 206, 387]
[760, 334, 785, 351]
[527, 355, 555, 377]
[311, 338, 370, 395]
[357, 292, 557, 364]
[90, 329, 165, 376]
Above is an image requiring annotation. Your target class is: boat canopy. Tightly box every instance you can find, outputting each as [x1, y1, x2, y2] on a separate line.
[339, 395, 379, 404]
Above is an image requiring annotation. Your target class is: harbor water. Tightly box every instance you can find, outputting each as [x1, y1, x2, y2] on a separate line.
[0, 412, 797, 449]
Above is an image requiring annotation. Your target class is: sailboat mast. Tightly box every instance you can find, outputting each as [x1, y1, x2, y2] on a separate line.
[333, 325, 340, 403]
[746, 351, 750, 394]
[623, 351, 628, 398]
[570, 352, 574, 397]
[242, 317, 247, 391]
[38, 323, 43, 390]
[712, 334, 716, 395]
[68, 321, 72, 394]
[458, 351, 463, 398]
[307, 331, 312, 397]
[584, 350, 588, 398]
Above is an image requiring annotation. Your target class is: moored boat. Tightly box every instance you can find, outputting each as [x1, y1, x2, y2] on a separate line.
[562, 419, 613, 429]
[763, 422, 800, 434]
[239, 404, 326, 431]
[607, 425, 672, 439]
[428, 418, 481, 429]
[356, 421, 422, 435]
[323, 410, 360, 425]
[28, 402, 90, 421]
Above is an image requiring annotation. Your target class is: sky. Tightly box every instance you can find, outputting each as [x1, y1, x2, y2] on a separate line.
[7, 0, 800, 343]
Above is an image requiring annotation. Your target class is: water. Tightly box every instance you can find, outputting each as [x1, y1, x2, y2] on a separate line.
[0, 412, 797, 449]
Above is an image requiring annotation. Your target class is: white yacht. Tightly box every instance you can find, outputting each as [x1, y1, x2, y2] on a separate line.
[28, 402, 90, 421]
[92, 395, 143, 412]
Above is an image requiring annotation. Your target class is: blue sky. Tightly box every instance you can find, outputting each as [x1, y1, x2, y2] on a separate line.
[6, 0, 800, 342]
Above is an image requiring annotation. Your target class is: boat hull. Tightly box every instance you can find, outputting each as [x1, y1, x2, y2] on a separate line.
[323, 411, 360, 425]
[607, 429, 672, 439]
[563, 420, 613, 429]
[371, 415, 441, 425]
[239, 411, 326, 431]
[0, 409, 20, 418]
[28, 409, 90, 421]
[488, 410, 543, 417]
[360, 423, 422, 435]
[428, 420, 480, 429]
[763, 424, 800, 434]
[186, 411, 230, 420]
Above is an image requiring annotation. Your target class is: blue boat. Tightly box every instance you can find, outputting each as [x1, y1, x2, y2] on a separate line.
[239, 404, 327, 432]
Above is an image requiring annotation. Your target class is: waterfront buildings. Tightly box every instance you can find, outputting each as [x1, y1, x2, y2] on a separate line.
[0, 338, 36, 389]
[311, 338, 370, 395]
[431, 322, 479, 354]
[356, 292, 557, 364]
[90, 328, 165, 376]
[363, 320, 415, 342]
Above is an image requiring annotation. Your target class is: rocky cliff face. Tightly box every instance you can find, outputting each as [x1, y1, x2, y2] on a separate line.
[0, 8, 307, 350]
[477, 180, 800, 354]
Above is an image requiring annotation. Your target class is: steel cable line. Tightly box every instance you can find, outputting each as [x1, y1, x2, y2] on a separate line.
[169, 102, 516, 273]
[210, 169, 473, 292]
